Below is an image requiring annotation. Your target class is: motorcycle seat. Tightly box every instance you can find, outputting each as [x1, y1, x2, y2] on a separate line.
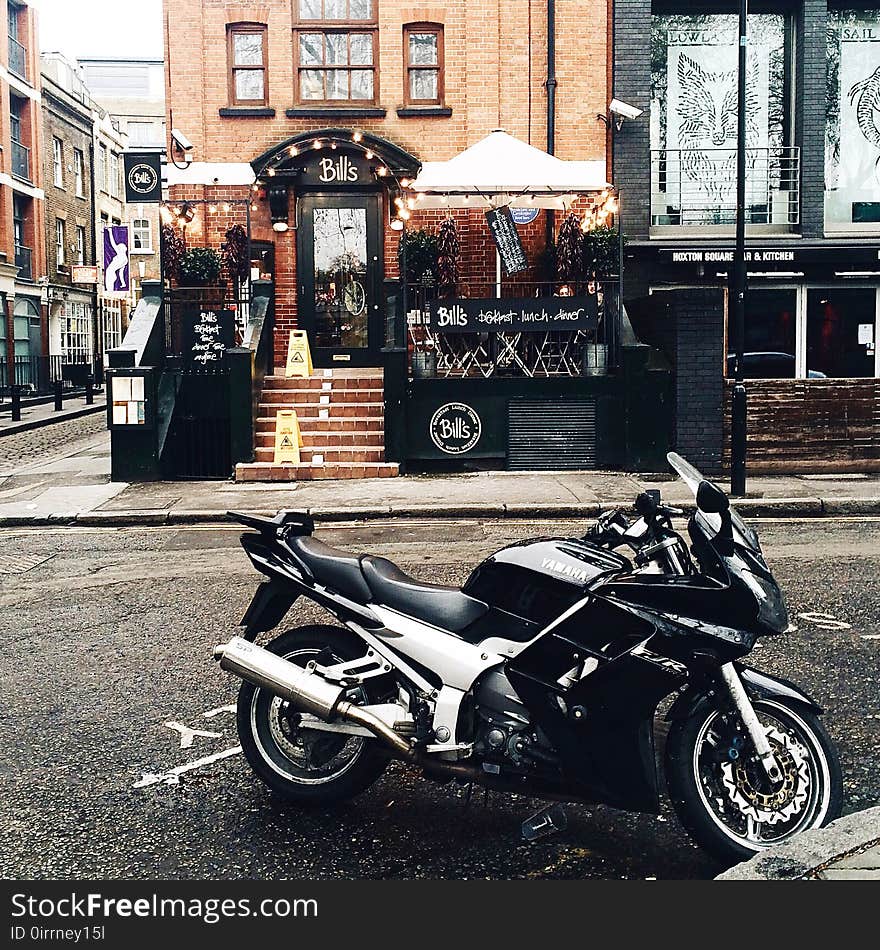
[361, 556, 489, 633]
[287, 536, 372, 601]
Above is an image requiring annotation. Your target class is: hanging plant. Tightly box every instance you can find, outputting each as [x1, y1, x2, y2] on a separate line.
[222, 224, 250, 283]
[436, 216, 460, 292]
[398, 228, 439, 284]
[556, 212, 582, 283]
[178, 246, 222, 286]
[161, 224, 186, 282]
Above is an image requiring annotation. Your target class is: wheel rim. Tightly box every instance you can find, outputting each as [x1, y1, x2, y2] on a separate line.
[692, 700, 832, 852]
[249, 646, 368, 786]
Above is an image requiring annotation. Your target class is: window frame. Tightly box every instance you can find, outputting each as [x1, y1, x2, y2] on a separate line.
[403, 22, 444, 107]
[73, 148, 84, 197]
[52, 136, 64, 188]
[55, 218, 65, 267]
[227, 22, 269, 106]
[131, 218, 153, 254]
[76, 225, 86, 265]
[294, 1, 379, 106]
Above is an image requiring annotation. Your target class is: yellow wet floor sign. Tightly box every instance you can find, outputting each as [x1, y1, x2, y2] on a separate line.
[274, 410, 304, 464]
[285, 330, 313, 378]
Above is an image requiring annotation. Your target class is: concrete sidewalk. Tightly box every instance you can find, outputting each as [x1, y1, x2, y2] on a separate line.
[3, 427, 880, 525]
[718, 806, 880, 880]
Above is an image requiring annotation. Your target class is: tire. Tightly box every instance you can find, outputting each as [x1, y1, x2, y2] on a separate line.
[236, 625, 390, 805]
[665, 697, 843, 866]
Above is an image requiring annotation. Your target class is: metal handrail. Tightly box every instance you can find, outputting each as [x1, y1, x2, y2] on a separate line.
[651, 146, 800, 227]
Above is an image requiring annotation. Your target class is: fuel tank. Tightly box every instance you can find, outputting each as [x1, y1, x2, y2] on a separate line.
[462, 538, 629, 628]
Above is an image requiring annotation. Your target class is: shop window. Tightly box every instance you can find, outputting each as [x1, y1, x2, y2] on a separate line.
[807, 289, 876, 378]
[825, 11, 880, 232]
[732, 289, 798, 379]
[228, 23, 268, 105]
[295, 1, 377, 104]
[62, 302, 93, 364]
[404, 24, 443, 106]
[650, 12, 795, 229]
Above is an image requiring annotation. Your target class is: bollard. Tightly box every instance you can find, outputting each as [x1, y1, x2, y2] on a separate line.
[11, 385, 21, 422]
[85, 374, 94, 405]
[54, 380, 64, 412]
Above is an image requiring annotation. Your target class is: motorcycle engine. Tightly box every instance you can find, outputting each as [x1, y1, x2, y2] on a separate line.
[472, 670, 553, 768]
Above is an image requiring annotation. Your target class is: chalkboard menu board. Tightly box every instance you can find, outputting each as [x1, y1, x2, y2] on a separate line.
[427, 296, 598, 333]
[485, 208, 529, 276]
[184, 308, 235, 365]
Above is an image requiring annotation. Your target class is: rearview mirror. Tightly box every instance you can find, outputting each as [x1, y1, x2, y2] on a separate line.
[696, 480, 730, 514]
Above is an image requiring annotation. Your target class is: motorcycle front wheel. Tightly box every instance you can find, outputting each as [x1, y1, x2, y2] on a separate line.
[665, 698, 843, 866]
[236, 625, 390, 805]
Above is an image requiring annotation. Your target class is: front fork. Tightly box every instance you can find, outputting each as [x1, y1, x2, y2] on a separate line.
[719, 662, 782, 782]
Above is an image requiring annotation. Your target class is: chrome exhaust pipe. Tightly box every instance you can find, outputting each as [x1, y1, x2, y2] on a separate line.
[213, 637, 413, 757]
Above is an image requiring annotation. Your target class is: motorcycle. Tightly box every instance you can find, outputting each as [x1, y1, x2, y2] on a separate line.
[213, 452, 842, 865]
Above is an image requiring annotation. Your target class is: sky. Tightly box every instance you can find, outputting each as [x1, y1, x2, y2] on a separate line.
[35, 0, 163, 60]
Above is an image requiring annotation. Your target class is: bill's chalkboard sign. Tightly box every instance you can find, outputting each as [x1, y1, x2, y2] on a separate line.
[428, 296, 598, 333]
[485, 208, 529, 275]
[184, 308, 235, 365]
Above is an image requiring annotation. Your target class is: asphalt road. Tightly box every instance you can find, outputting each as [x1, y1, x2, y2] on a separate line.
[1, 518, 878, 880]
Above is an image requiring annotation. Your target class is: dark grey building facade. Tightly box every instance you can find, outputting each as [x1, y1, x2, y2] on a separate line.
[614, 1, 880, 473]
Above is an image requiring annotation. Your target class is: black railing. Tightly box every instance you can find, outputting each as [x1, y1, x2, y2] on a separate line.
[0, 354, 102, 399]
[401, 279, 621, 378]
[11, 139, 30, 180]
[8, 36, 26, 79]
[14, 244, 32, 280]
[162, 285, 252, 363]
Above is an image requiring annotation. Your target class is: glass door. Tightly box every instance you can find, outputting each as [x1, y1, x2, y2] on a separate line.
[297, 194, 382, 367]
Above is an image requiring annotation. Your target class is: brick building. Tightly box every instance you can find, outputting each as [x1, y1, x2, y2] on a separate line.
[613, 0, 880, 473]
[1, 0, 46, 390]
[161, 0, 614, 478]
[40, 53, 98, 370]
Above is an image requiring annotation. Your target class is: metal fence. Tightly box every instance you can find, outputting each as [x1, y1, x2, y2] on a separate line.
[0, 355, 100, 401]
[162, 284, 253, 359]
[402, 279, 620, 379]
[651, 146, 800, 227]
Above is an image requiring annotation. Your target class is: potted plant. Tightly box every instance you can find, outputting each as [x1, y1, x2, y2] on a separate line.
[398, 228, 439, 285]
[178, 247, 222, 286]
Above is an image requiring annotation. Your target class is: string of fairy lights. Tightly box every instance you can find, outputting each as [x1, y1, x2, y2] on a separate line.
[160, 130, 620, 236]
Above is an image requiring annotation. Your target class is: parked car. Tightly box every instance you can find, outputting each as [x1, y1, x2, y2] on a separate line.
[726, 351, 827, 379]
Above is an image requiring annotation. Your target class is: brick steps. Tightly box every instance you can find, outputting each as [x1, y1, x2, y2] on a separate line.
[236, 461, 399, 481]
[236, 368, 395, 483]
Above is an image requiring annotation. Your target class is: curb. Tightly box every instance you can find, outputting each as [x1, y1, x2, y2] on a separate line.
[716, 806, 880, 880]
[4, 496, 880, 528]
[0, 402, 106, 438]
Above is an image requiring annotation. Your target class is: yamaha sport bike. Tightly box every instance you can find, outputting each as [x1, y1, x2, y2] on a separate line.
[213, 453, 842, 864]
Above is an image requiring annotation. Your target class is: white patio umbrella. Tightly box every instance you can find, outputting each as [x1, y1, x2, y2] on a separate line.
[404, 129, 610, 293]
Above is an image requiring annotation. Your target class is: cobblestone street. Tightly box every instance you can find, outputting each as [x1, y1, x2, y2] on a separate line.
[0, 413, 108, 473]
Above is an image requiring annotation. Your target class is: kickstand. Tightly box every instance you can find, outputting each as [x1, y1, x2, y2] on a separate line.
[521, 803, 568, 842]
[460, 783, 473, 812]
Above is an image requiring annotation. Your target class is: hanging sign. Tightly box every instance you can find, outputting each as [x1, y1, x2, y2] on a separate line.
[286, 330, 314, 378]
[124, 152, 162, 203]
[427, 296, 598, 333]
[103, 224, 131, 294]
[183, 308, 235, 365]
[274, 410, 304, 464]
[71, 265, 99, 284]
[485, 208, 529, 275]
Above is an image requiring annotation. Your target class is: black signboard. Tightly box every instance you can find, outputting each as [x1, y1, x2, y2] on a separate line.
[124, 152, 162, 203]
[296, 150, 373, 187]
[183, 309, 235, 365]
[427, 296, 598, 333]
[485, 207, 529, 275]
[656, 245, 880, 267]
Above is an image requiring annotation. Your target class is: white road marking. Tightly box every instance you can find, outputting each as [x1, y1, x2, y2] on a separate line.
[796, 612, 852, 631]
[164, 720, 223, 749]
[133, 746, 242, 789]
[203, 704, 236, 719]
[861, 634, 880, 640]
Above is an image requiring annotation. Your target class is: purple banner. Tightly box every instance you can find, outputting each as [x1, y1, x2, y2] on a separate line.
[103, 225, 130, 294]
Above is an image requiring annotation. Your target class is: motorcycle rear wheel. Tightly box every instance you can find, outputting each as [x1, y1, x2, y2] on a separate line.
[237, 625, 390, 805]
[665, 698, 843, 866]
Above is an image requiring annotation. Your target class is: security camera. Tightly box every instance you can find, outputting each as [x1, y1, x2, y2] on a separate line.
[171, 128, 193, 152]
[609, 99, 643, 121]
